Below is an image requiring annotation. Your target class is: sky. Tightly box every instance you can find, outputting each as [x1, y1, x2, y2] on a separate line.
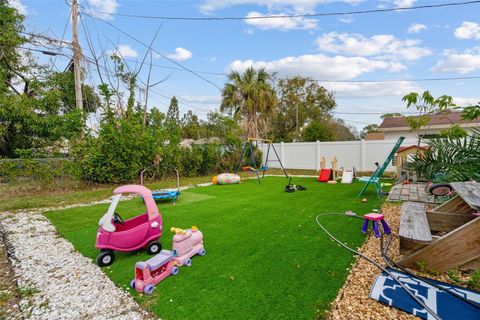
[10, 0, 480, 131]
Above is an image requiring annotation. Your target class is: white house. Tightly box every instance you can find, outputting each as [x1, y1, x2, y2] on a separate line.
[373, 112, 480, 140]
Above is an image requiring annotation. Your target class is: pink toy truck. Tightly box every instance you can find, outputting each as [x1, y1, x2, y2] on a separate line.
[130, 250, 179, 294]
[95, 185, 163, 267]
[170, 226, 206, 266]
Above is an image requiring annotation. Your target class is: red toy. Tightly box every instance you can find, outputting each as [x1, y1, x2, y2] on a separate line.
[130, 250, 179, 294]
[95, 185, 163, 267]
[317, 168, 333, 182]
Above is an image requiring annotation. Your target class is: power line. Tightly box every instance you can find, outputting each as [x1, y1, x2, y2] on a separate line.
[15, 32, 480, 84]
[82, 0, 480, 21]
[82, 13, 223, 91]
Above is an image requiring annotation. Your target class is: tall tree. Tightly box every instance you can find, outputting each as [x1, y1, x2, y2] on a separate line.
[181, 110, 204, 139]
[0, 3, 99, 157]
[271, 76, 336, 142]
[220, 67, 277, 139]
[167, 96, 180, 125]
[0, 2, 27, 95]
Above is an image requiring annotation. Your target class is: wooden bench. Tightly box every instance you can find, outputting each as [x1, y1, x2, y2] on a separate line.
[399, 202, 433, 255]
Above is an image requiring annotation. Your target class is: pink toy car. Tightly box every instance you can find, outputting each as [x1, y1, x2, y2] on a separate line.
[170, 226, 206, 266]
[95, 185, 163, 267]
[130, 250, 179, 294]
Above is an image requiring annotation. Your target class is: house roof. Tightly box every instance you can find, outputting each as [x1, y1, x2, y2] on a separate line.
[378, 112, 480, 130]
[397, 145, 430, 153]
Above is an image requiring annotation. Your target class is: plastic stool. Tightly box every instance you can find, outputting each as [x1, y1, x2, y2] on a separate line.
[361, 213, 391, 238]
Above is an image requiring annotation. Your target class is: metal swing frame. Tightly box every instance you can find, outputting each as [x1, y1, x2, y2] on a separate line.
[234, 138, 289, 184]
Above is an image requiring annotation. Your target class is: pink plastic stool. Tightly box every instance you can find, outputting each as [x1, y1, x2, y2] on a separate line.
[361, 213, 391, 238]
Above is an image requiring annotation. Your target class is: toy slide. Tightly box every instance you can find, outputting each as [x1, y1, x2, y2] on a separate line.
[341, 170, 354, 184]
[317, 168, 333, 182]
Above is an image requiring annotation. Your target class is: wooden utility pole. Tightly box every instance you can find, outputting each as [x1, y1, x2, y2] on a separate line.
[71, 0, 83, 111]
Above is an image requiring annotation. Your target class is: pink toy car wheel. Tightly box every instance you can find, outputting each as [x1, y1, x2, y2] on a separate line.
[184, 259, 192, 267]
[130, 280, 136, 289]
[171, 266, 179, 275]
[198, 249, 206, 256]
[144, 284, 155, 294]
[96, 250, 115, 267]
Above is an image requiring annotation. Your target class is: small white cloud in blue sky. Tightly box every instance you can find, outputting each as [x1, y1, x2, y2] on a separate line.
[245, 11, 318, 31]
[393, 0, 416, 8]
[454, 21, 480, 40]
[407, 23, 427, 34]
[432, 48, 480, 74]
[166, 48, 193, 61]
[315, 32, 431, 61]
[108, 45, 138, 58]
[86, 0, 119, 20]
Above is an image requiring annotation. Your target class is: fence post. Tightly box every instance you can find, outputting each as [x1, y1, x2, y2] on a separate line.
[316, 140, 321, 171]
[280, 142, 285, 168]
[360, 139, 366, 171]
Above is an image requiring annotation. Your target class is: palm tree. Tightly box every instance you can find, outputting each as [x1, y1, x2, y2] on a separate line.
[220, 67, 277, 139]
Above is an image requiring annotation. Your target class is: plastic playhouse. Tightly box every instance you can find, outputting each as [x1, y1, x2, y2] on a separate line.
[130, 249, 179, 294]
[171, 226, 206, 266]
[95, 185, 163, 267]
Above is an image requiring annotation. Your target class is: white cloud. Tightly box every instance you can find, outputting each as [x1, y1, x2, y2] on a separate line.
[324, 81, 421, 98]
[86, 0, 119, 20]
[316, 32, 431, 61]
[431, 48, 480, 74]
[200, 0, 363, 14]
[229, 54, 404, 80]
[108, 45, 138, 58]
[166, 47, 193, 61]
[408, 23, 427, 34]
[454, 21, 480, 40]
[338, 15, 354, 24]
[181, 95, 221, 105]
[452, 97, 479, 106]
[8, 0, 28, 15]
[393, 0, 416, 7]
[244, 11, 317, 30]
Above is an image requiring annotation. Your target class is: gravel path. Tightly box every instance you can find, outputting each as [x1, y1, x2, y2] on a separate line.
[0, 206, 153, 319]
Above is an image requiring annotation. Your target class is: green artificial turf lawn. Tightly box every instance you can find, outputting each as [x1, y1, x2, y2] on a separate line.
[45, 177, 384, 320]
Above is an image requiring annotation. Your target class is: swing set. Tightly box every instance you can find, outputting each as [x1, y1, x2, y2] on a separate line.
[235, 138, 288, 184]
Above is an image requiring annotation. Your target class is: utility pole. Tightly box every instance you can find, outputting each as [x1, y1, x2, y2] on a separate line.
[71, 0, 83, 111]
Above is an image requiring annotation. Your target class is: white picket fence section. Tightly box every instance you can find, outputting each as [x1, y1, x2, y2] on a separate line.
[261, 138, 420, 172]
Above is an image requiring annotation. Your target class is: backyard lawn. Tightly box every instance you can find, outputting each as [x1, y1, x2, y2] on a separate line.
[45, 177, 383, 319]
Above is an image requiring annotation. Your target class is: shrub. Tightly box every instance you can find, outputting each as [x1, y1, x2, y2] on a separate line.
[411, 129, 480, 181]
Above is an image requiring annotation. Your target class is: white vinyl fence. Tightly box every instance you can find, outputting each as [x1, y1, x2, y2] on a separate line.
[261, 138, 420, 172]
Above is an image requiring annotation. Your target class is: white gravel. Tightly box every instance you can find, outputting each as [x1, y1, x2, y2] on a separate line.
[0, 207, 153, 319]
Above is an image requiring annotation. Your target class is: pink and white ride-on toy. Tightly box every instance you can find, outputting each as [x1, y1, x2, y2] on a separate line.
[95, 185, 163, 267]
[130, 250, 179, 295]
[170, 226, 205, 266]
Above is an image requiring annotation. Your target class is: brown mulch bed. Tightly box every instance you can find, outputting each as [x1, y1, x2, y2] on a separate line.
[327, 203, 477, 320]
[0, 228, 21, 320]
